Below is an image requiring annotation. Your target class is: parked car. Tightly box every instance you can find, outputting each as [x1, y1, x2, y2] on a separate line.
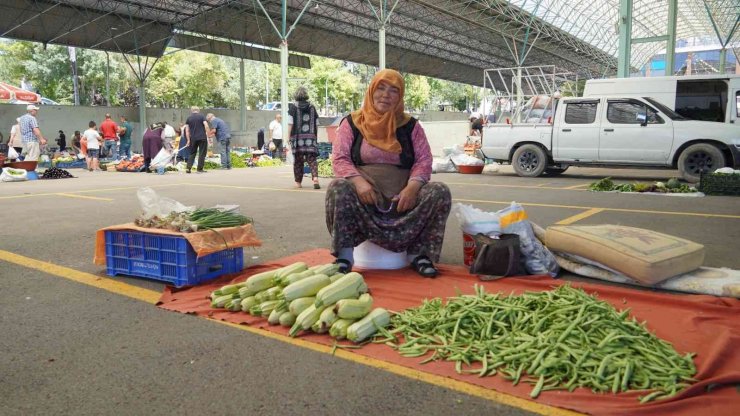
[40, 97, 60, 105]
[481, 95, 740, 182]
[261, 101, 282, 111]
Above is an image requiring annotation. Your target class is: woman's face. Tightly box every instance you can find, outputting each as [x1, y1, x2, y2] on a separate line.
[372, 81, 401, 114]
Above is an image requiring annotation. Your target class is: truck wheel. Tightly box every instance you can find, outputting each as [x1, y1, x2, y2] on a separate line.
[678, 143, 725, 183]
[512, 145, 547, 177]
[544, 166, 569, 176]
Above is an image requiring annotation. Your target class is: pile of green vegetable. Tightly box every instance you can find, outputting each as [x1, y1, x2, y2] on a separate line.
[318, 159, 334, 178]
[202, 160, 221, 170]
[588, 177, 696, 193]
[230, 152, 249, 168]
[386, 285, 696, 402]
[255, 158, 284, 167]
[210, 262, 390, 343]
[134, 207, 252, 232]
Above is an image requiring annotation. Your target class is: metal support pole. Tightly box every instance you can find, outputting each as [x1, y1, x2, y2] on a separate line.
[515, 67, 522, 122]
[240, 59, 246, 131]
[138, 81, 146, 136]
[665, 0, 677, 76]
[280, 40, 289, 153]
[617, 0, 632, 78]
[105, 52, 110, 106]
[719, 48, 727, 73]
[325, 77, 329, 116]
[379, 25, 386, 69]
[265, 63, 269, 105]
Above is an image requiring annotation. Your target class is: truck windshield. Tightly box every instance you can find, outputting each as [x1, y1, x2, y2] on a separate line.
[643, 98, 688, 121]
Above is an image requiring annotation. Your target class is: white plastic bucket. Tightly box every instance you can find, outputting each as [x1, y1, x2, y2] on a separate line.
[353, 241, 408, 270]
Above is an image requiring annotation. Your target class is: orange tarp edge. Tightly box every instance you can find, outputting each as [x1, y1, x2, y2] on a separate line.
[94, 223, 261, 265]
[157, 249, 740, 416]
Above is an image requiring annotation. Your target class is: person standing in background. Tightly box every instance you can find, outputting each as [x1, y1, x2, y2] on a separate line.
[184, 106, 210, 174]
[257, 128, 265, 151]
[99, 113, 119, 160]
[82, 121, 101, 171]
[19, 104, 47, 162]
[118, 116, 133, 160]
[206, 113, 232, 170]
[269, 113, 292, 161]
[7, 118, 22, 155]
[161, 121, 176, 152]
[71, 130, 83, 157]
[177, 122, 190, 162]
[142, 123, 164, 173]
[56, 130, 66, 152]
[288, 86, 320, 189]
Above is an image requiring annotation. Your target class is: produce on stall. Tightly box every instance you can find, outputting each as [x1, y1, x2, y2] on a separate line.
[209, 262, 388, 341]
[134, 207, 252, 232]
[386, 284, 696, 402]
[588, 177, 697, 194]
[40, 167, 74, 179]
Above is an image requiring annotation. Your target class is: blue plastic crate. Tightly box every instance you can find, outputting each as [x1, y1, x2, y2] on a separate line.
[55, 160, 86, 169]
[104, 230, 244, 287]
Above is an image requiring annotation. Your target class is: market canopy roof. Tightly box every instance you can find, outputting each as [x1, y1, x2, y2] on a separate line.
[1, 1, 738, 85]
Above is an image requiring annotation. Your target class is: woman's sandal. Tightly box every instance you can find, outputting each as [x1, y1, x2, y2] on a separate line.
[411, 255, 438, 278]
[334, 258, 352, 274]
[313, 182, 321, 189]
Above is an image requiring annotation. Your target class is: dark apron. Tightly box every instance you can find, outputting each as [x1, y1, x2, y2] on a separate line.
[357, 164, 410, 219]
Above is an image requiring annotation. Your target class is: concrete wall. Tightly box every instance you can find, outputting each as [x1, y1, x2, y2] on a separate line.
[1, 104, 468, 155]
[0, 104, 278, 151]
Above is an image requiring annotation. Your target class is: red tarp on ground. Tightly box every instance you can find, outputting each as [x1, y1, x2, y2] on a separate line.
[157, 249, 740, 416]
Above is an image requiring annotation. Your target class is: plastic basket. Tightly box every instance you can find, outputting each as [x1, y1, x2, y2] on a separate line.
[104, 230, 244, 287]
[699, 172, 740, 196]
[318, 142, 332, 160]
[55, 160, 87, 169]
[458, 164, 484, 174]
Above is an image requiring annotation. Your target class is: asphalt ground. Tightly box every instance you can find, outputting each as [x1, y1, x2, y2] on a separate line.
[1, 164, 738, 416]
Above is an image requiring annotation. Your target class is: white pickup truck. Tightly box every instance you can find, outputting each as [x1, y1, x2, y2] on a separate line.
[481, 96, 740, 182]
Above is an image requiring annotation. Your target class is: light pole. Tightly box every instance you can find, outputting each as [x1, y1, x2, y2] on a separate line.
[325, 77, 329, 116]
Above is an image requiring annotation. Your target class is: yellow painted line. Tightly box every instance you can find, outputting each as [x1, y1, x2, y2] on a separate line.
[555, 208, 605, 225]
[185, 183, 326, 194]
[214, 320, 581, 416]
[56, 193, 114, 202]
[562, 183, 590, 190]
[453, 198, 740, 219]
[0, 183, 184, 200]
[1, 249, 581, 416]
[0, 250, 161, 304]
[444, 181, 586, 192]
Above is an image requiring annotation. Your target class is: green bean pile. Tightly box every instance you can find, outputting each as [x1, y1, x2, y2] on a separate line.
[385, 285, 696, 402]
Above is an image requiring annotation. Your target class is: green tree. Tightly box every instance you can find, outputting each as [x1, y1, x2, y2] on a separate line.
[404, 74, 431, 111]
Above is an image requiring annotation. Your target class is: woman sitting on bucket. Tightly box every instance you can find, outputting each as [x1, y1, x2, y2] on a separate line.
[326, 69, 451, 278]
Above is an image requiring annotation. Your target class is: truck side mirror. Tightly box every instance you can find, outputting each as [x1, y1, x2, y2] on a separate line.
[637, 112, 648, 127]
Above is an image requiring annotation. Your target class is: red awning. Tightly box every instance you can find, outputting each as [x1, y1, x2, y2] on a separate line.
[0, 82, 41, 103]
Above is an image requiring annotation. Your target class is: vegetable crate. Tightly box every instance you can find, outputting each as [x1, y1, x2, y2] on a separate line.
[54, 160, 86, 169]
[318, 142, 332, 160]
[699, 172, 740, 196]
[104, 230, 244, 287]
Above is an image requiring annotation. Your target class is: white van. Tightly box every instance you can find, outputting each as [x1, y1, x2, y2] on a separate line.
[584, 75, 740, 124]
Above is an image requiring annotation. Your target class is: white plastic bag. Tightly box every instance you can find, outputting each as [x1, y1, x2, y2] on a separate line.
[482, 162, 500, 174]
[7, 147, 19, 159]
[451, 153, 484, 166]
[432, 157, 457, 173]
[498, 202, 559, 277]
[136, 187, 194, 219]
[452, 203, 502, 236]
[150, 148, 173, 168]
[0, 167, 28, 182]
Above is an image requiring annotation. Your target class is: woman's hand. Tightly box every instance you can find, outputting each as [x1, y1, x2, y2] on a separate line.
[396, 180, 423, 213]
[350, 176, 377, 205]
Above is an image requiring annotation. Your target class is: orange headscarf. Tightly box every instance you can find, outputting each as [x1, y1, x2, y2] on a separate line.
[350, 69, 412, 154]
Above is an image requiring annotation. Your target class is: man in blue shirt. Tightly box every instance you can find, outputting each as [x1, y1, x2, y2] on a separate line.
[19, 104, 47, 162]
[207, 113, 232, 169]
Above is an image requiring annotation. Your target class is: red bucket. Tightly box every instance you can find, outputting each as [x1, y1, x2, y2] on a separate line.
[462, 232, 476, 267]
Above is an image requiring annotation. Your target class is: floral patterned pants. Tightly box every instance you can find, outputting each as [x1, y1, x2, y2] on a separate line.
[325, 179, 452, 262]
[293, 152, 318, 183]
